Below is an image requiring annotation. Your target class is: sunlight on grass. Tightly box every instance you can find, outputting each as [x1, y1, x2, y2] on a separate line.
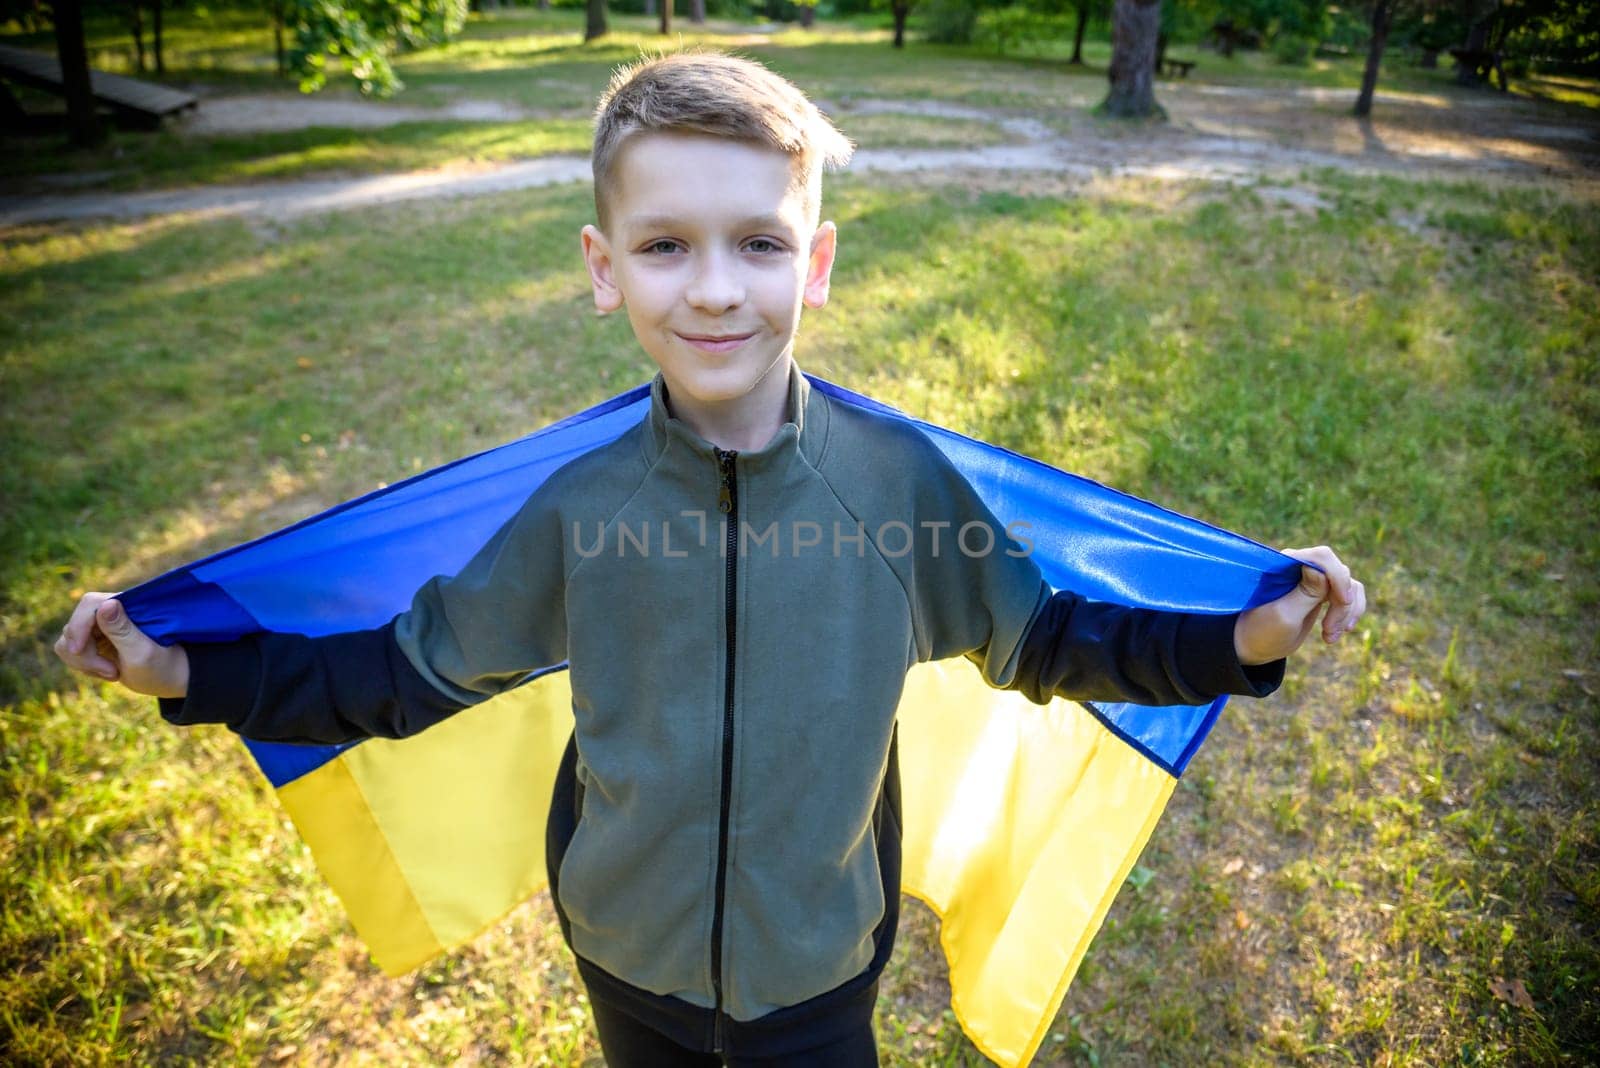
[836, 112, 1014, 150]
[2, 20, 1597, 1064]
[1513, 73, 1600, 109]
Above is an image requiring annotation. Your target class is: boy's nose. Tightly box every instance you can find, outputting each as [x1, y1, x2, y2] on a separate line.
[685, 254, 745, 313]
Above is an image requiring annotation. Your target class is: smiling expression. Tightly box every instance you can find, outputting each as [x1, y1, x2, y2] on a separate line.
[581, 132, 837, 445]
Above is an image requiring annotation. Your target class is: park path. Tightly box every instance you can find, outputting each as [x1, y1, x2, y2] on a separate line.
[2, 89, 1595, 228]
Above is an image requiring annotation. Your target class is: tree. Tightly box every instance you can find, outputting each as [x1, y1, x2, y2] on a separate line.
[0, 0, 50, 32]
[122, 0, 166, 75]
[1438, 0, 1600, 89]
[1453, 0, 1496, 84]
[128, 0, 145, 73]
[49, 0, 104, 145]
[584, 0, 606, 40]
[1353, 0, 1393, 115]
[150, 0, 164, 74]
[891, 0, 911, 46]
[1502, 0, 1600, 72]
[689, 0, 703, 23]
[270, 0, 289, 74]
[287, 0, 468, 96]
[1101, 0, 1163, 117]
[658, 0, 670, 34]
[1352, 0, 1483, 116]
[1070, 0, 1095, 62]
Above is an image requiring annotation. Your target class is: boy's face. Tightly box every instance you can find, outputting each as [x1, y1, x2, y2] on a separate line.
[581, 132, 836, 422]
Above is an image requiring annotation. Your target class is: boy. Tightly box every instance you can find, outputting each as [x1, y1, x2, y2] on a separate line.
[56, 52, 1365, 1067]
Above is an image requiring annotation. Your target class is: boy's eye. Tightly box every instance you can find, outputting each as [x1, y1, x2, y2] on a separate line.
[643, 239, 683, 255]
[745, 238, 784, 254]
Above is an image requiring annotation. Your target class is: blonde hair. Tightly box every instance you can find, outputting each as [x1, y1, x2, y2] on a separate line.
[591, 51, 854, 229]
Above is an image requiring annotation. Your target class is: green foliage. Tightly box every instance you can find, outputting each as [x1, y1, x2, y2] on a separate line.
[1176, 0, 1331, 50]
[1503, 0, 1600, 75]
[289, 0, 468, 95]
[921, 0, 976, 43]
[1201, 0, 1277, 41]
[0, 0, 49, 33]
[976, 6, 1072, 54]
[1390, 2, 1467, 55]
[1271, 31, 1313, 63]
[1272, 0, 1328, 44]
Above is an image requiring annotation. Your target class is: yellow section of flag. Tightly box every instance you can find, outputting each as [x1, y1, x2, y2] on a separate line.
[275, 661, 1176, 1068]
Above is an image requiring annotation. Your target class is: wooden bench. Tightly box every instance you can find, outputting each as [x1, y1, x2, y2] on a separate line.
[0, 43, 197, 129]
[1159, 58, 1196, 78]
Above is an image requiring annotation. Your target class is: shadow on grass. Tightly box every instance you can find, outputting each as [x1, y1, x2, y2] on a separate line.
[2, 167, 1597, 1063]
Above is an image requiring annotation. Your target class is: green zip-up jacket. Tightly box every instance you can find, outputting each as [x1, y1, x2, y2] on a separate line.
[165, 362, 1280, 1021]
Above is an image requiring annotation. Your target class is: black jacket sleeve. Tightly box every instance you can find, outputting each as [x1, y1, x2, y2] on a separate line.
[1007, 589, 1284, 706]
[157, 620, 474, 745]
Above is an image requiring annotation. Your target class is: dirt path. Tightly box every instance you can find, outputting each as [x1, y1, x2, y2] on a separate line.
[2, 83, 1594, 227]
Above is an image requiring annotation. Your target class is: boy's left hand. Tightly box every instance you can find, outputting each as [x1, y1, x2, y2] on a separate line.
[1235, 546, 1367, 666]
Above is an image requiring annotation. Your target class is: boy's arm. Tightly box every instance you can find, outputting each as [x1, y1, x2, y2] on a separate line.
[56, 595, 476, 745]
[57, 483, 571, 744]
[1006, 591, 1283, 707]
[992, 545, 1366, 707]
[161, 623, 474, 745]
[902, 440, 1360, 709]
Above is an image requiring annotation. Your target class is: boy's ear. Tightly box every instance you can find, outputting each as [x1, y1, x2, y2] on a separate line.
[581, 225, 624, 314]
[803, 222, 838, 310]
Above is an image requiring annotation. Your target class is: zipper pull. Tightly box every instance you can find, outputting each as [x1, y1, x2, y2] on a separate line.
[716, 449, 736, 514]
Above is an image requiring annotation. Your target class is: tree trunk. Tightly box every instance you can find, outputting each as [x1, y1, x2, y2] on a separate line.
[1353, 0, 1391, 117]
[690, 0, 704, 23]
[1456, 15, 1490, 85]
[1153, 30, 1167, 73]
[585, 0, 607, 41]
[891, 1, 909, 48]
[659, 0, 671, 35]
[1101, 0, 1162, 118]
[643, 0, 654, 15]
[1070, 1, 1088, 64]
[273, 2, 286, 75]
[152, 0, 164, 75]
[1470, 6, 1510, 89]
[129, 1, 146, 74]
[53, 0, 104, 146]
[538, 0, 549, 9]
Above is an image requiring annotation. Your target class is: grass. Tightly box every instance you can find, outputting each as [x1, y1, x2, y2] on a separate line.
[9, 7, 1593, 194]
[3, 21, 1599, 1068]
[0, 117, 595, 190]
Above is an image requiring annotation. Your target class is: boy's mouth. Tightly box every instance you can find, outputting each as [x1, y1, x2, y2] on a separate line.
[676, 331, 756, 354]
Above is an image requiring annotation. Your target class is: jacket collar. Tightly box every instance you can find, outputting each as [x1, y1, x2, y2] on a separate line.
[643, 361, 829, 471]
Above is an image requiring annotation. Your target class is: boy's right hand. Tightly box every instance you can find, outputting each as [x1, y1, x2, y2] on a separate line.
[55, 593, 189, 698]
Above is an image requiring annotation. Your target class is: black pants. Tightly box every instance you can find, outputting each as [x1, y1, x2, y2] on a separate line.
[586, 980, 880, 1067]
[548, 731, 902, 1067]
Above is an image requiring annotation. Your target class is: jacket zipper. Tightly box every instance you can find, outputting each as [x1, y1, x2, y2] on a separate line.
[711, 447, 739, 1053]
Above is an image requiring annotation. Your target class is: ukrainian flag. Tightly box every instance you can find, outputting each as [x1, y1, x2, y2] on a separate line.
[120, 376, 1298, 1068]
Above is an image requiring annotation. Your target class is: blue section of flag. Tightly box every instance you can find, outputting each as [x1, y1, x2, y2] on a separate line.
[241, 737, 361, 788]
[118, 376, 1298, 787]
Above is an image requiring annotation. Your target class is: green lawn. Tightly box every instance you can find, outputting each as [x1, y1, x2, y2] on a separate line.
[2, 17, 1598, 1068]
[10, 6, 1592, 194]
